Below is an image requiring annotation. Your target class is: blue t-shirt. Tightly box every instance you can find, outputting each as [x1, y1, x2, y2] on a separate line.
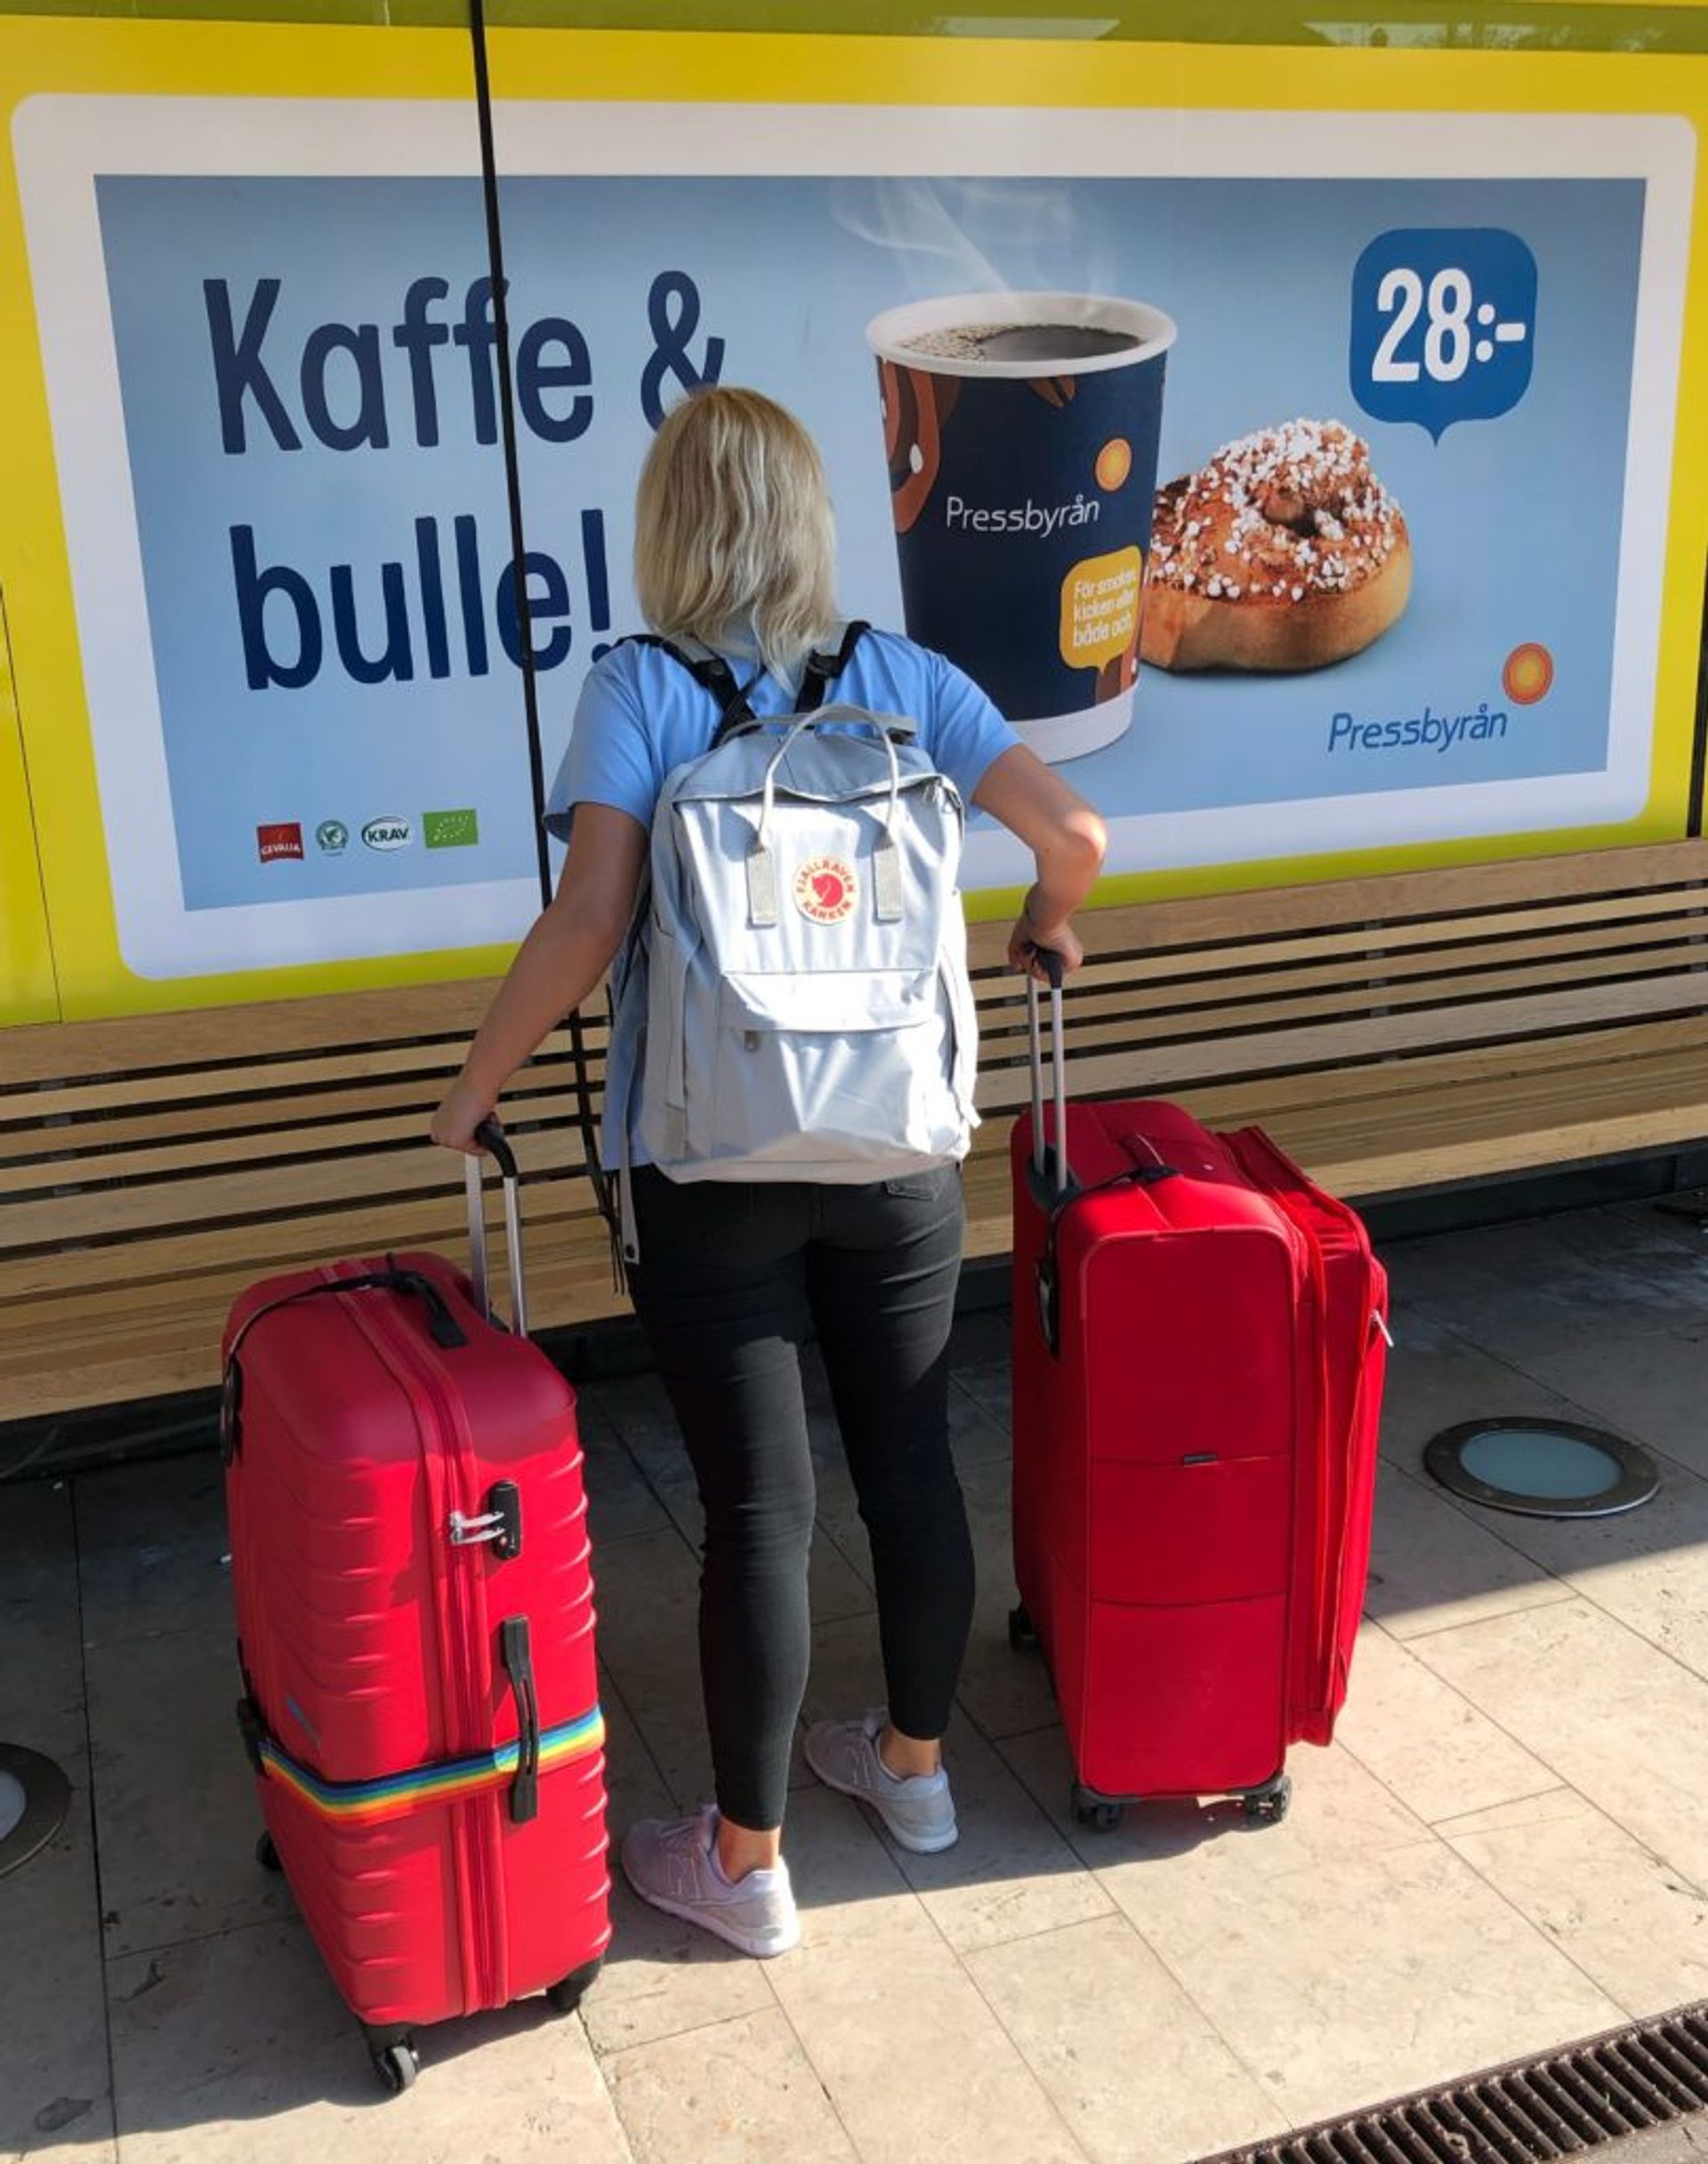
[545, 626, 1016, 843]
[544, 624, 1019, 1169]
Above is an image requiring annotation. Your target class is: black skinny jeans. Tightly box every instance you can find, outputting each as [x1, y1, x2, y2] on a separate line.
[625, 1162, 975, 1831]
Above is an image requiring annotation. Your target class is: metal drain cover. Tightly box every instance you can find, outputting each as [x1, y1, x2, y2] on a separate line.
[1196, 1999, 1708, 2164]
[0, 1745, 71, 1878]
[1426, 1418, 1659, 1519]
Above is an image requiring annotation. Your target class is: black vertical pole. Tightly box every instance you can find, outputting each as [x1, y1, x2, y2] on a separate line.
[468, 0, 553, 917]
[466, 1, 615, 1239]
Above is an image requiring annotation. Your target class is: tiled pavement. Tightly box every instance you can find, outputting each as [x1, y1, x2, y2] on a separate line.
[4, 1199, 1708, 2162]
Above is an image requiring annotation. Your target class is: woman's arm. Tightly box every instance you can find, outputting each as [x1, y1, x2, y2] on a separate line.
[972, 744, 1108, 981]
[431, 803, 649, 1152]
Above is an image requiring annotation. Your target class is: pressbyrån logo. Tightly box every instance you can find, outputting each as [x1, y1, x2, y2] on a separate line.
[362, 817, 413, 851]
[794, 857, 858, 925]
[256, 823, 303, 864]
[423, 808, 479, 849]
[315, 820, 349, 856]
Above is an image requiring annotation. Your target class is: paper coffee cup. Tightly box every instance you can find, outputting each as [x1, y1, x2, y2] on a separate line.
[867, 291, 1175, 762]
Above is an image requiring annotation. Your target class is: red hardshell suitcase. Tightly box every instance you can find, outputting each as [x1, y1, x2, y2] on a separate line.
[221, 1129, 610, 2092]
[1010, 974, 1390, 1830]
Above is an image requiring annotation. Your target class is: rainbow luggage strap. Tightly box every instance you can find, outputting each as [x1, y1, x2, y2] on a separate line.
[243, 1702, 605, 1827]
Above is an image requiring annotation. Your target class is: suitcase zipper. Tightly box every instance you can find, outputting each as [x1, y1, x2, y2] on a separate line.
[334, 1275, 508, 2012]
[1221, 1134, 1386, 1728]
[397, 1315, 511, 2013]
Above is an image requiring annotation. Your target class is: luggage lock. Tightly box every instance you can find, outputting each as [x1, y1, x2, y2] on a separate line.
[447, 1479, 523, 1558]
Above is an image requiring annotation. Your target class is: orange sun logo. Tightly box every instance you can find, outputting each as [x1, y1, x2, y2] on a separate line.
[1503, 643, 1555, 705]
[1093, 438, 1132, 493]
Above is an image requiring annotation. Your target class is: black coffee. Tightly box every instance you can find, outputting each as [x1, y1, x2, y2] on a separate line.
[906, 321, 1142, 366]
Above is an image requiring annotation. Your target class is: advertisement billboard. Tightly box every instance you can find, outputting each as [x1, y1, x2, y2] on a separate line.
[2, 22, 1704, 1017]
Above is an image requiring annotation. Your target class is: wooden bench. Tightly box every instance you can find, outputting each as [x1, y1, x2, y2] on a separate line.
[4, 838, 1707, 1421]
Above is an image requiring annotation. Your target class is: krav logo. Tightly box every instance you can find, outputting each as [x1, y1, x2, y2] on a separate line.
[361, 817, 414, 852]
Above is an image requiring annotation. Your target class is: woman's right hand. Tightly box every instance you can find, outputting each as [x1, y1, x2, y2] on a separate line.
[973, 746, 1107, 985]
[1007, 909, 1084, 985]
[431, 1075, 495, 1156]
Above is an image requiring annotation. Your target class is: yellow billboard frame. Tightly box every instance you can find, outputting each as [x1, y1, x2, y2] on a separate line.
[0, 17, 1704, 1019]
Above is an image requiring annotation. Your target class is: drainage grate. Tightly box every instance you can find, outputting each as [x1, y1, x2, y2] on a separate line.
[1198, 2003, 1708, 2164]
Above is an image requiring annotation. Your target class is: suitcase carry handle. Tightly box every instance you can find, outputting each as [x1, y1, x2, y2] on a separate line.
[1026, 948, 1071, 1197]
[464, 1116, 528, 1336]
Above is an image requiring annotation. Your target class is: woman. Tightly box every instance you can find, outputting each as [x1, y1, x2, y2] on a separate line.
[432, 386, 1104, 1959]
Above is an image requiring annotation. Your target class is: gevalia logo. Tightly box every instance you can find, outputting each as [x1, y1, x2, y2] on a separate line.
[256, 822, 304, 864]
[361, 817, 413, 851]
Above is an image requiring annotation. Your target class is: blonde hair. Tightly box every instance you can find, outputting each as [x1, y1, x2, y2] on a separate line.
[633, 387, 841, 683]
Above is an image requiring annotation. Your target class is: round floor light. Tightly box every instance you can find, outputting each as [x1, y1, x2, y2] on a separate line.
[1425, 1419, 1660, 1520]
[0, 1744, 71, 1878]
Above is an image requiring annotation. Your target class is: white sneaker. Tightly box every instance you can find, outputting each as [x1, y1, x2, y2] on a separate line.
[804, 1709, 959, 1854]
[620, 1806, 801, 1959]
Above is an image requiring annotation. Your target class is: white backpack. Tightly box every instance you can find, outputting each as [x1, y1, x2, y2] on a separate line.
[608, 626, 979, 1249]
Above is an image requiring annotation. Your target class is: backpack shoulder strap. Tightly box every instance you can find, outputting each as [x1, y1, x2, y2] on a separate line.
[619, 634, 758, 736]
[796, 620, 871, 713]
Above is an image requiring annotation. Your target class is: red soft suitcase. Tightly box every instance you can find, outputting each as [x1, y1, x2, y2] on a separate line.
[1010, 971, 1390, 1830]
[221, 1127, 610, 2092]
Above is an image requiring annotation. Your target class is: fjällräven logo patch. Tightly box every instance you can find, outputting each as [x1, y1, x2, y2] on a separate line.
[794, 857, 858, 925]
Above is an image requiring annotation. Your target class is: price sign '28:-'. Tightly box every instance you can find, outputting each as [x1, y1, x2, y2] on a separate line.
[1349, 228, 1538, 441]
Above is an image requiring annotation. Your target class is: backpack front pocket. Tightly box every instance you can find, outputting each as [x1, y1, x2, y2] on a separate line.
[705, 967, 956, 1172]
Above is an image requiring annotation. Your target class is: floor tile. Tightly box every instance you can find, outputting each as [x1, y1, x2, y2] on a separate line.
[585, 1372, 690, 1492]
[592, 1527, 716, 1811]
[1029, 1735, 1623, 2126]
[1459, 1448, 1708, 1684]
[0, 1769, 116, 2163]
[800, 1620, 1111, 1953]
[106, 1917, 632, 2161]
[73, 1452, 230, 1648]
[1407, 1598, 1708, 1897]
[603, 2007, 856, 2163]
[577, 1396, 674, 1545]
[1375, 1303, 1585, 1470]
[1439, 1789, 1708, 2019]
[1390, 1216, 1708, 1364]
[1116, 1832, 1619, 2124]
[947, 1374, 1011, 1473]
[774, 1783, 919, 1953]
[769, 1903, 1084, 2164]
[1364, 1459, 1575, 1641]
[951, 1359, 1011, 1436]
[1494, 1323, 1708, 1484]
[1336, 1621, 1559, 1824]
[997, 1723, 1430, 1878]
[964, 1914, 1282, 2164]
[586, 1682, 775, 2057]
[0, 1478, 84, 1751]
[85, 1605, 292, 1959]
[949, 1460, 1059, 1742]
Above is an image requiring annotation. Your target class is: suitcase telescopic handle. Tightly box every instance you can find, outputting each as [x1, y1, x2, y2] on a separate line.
[463, 1116, 528, 1335]
[1026, 949, 1071, 1197]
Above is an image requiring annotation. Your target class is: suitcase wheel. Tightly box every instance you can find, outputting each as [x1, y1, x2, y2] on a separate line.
[254, 1831, 282, 1874]
[1070, 1783, 1124, 1833]
[1239, 1774, 1292, 1827]
[1007, 1604, 1041, 1653]
[368, 2037, 420, 2096]
[545, 1958, 603, 2017]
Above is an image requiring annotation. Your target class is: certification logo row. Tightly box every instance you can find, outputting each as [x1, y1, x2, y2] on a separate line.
[256, 810, 479, 864]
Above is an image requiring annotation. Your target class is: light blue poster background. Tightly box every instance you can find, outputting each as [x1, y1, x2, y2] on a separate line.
[97, 172, 1644, 913]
